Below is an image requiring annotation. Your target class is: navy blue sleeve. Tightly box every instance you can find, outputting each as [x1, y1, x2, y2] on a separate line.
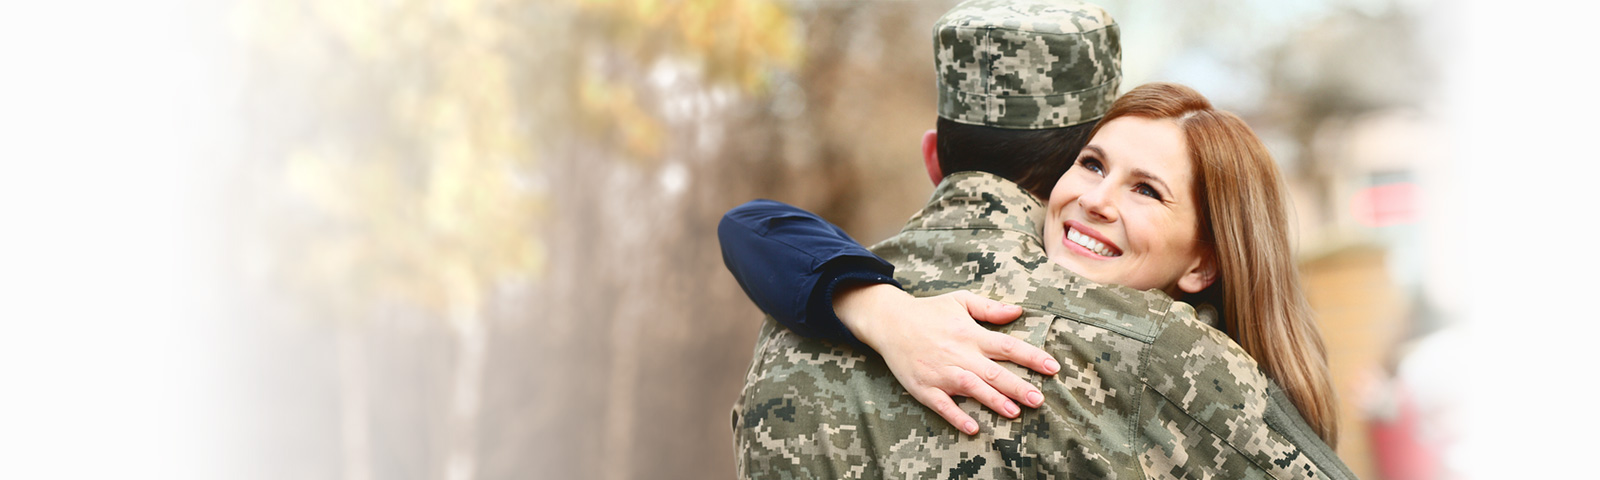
[717, 199, 903, 350]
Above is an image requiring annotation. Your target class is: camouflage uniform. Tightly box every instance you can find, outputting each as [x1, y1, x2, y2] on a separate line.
[733, 172, 1355, 479]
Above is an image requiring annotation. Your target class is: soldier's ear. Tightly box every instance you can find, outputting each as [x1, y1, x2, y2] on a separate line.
[922, 129, 943, 186]
[1177, 252, 1218, 294]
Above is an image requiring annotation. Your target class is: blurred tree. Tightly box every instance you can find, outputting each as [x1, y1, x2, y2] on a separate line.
[234, 0, 799, 479]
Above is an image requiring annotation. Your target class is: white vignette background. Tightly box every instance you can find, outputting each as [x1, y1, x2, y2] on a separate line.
[0, 1, 1596, 479]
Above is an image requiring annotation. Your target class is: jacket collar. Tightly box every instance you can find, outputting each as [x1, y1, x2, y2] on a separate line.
[902, 171, 1045, 239]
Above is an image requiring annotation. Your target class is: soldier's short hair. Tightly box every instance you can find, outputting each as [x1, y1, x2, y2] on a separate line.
[936, 118, 1093, 200]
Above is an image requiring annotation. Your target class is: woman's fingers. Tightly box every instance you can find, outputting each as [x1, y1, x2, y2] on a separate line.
[952, 290, 1024, 325]
[980, 330, 1061, 376]
[870, 291, 1063, 434]
[945, 369, 1021, 421]
[910, 387, 980, 435]
[969, 356, 1046, 409]
[946, 291, 1056, 376]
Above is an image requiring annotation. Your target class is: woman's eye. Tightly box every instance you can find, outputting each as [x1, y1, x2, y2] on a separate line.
[1077, 157, 1104, 175]
[1135, 183, 1162, 200]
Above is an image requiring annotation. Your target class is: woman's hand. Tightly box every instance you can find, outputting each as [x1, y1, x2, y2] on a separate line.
[834, 284, 1061, 435]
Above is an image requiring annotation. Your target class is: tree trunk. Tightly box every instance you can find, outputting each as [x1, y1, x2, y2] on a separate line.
[445, 302, 486, 480]
[338, 323, 372, 480]
[601, 298, 641, 480]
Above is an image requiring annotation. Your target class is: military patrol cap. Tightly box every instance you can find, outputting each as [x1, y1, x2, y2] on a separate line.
[933, 0, 1121, 129]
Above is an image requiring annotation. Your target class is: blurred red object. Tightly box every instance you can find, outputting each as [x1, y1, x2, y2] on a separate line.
[1367, 382, 1442, 480]
[1351, 182, 1418, 227]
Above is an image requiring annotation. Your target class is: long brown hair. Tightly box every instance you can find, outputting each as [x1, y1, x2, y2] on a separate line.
[1089, 82, 1339, 446]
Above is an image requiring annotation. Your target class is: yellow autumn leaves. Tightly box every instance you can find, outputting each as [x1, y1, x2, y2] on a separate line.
[238, 0, 799, 316]
[576, 0, 801, 89]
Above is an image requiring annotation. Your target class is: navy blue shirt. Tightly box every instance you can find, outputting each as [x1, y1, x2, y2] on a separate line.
[717, 200, 902, 350]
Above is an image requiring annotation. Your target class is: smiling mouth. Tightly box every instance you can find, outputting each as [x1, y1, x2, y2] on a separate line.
[1067, 226, 1122, 257]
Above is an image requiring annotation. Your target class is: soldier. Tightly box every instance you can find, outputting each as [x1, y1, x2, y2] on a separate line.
[721, 1, 1355, 479]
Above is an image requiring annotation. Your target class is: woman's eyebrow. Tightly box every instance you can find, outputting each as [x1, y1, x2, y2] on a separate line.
[1130, 168, 1172, 195]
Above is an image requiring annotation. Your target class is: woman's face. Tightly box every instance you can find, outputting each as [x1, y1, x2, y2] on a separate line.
[1042, 116, 1211, 295]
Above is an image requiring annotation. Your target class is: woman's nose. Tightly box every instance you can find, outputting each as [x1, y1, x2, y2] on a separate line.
[1079, 184, 1118, 223]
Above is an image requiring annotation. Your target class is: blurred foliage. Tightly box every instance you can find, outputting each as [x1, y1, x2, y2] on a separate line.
[234, 0, 800, 317]
[572, 0, 802, 160]
[574, 0, 801, 89]
[237, 0, 544, 316]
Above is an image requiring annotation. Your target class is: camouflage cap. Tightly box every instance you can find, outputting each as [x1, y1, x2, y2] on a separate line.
[934, 0, 1121, 129]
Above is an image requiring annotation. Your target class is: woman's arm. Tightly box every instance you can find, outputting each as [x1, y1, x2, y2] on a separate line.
[718, 200, 1063, 434]
[717, 199, 901, 348]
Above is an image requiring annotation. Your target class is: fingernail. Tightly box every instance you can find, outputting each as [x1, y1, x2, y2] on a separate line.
[1045, 358, 1060, 374]
[964, 421, 978, 434]
[1026, 390, 1043, 407]
[1005, 401, 1019, 417]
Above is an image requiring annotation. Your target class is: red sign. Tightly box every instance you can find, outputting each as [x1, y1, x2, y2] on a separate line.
[1351, 183, 1418, 227]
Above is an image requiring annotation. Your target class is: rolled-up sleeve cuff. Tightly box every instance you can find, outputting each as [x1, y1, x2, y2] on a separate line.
[811, 257, 903, 352]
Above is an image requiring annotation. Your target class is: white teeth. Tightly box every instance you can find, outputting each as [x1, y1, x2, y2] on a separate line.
[1068, 227, 1119, 257]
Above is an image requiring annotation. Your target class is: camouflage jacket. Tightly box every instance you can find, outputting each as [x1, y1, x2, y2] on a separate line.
[733, 171, 1355, 480]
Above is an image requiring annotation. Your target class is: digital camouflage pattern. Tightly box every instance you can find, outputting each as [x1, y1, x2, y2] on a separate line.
[733, 172, 1356, 480]
[934, 0, 1121, 129]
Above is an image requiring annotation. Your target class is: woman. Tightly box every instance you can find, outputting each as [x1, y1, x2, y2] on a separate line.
[721, 82, 1340, 445]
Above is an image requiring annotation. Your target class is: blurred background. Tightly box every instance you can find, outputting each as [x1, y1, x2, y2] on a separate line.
[2, 0, 1597, 479]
